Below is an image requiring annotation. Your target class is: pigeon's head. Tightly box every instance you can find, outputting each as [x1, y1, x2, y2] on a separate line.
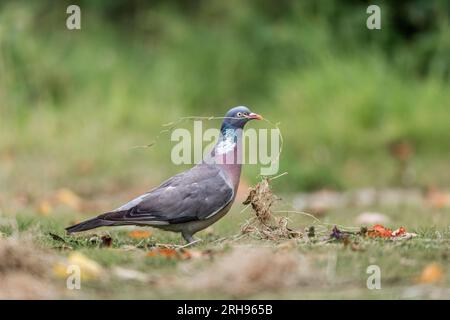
[221, 106, 263, 130]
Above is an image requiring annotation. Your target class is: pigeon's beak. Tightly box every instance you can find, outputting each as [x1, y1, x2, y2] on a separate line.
[247, 112, 263, 120]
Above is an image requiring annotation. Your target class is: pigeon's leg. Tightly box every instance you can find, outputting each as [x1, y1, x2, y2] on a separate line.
[181, 231, 201, 247]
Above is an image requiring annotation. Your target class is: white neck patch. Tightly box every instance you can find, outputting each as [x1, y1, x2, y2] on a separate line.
[215, 129, 237, 155]
[215, 137, 236, 155]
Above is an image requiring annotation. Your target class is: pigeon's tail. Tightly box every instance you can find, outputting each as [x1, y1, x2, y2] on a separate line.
[66, 217, 114, 234]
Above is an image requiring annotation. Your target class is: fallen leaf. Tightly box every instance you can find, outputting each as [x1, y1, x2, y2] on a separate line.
[54, 188, 82, 210]
[368, 224, 392, 238]
[156, 248, 178, 258]
[101, 235, 113, 247]
[418, 263, 444, 284]
[53, 252, 103, 281]
[367, 225, 416, 241]
[37, 200, 52, 216]
[128, 230, 152, 239]
[146, 248, 178, 259]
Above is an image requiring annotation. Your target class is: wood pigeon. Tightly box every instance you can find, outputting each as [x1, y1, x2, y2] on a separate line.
[66, 106, 263, 243]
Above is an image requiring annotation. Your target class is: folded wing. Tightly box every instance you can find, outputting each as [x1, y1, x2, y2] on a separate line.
[97, 164, 234, 225]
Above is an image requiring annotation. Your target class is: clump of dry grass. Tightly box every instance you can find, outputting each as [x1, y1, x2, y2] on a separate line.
[0, 234, 50, 275]
[241, 178, 301, 240]
[185, 246, 318, 297]
[0, 233, 59, 299]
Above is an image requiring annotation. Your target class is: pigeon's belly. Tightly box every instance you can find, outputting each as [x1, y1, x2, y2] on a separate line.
[156, 201, 233, 234]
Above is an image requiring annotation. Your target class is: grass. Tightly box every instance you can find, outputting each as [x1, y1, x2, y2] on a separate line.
[0, 1, 449, 299]
[1, 196, 448, 299]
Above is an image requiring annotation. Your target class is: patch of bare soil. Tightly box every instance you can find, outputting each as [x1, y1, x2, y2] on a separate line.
[185, 246, 321, 297]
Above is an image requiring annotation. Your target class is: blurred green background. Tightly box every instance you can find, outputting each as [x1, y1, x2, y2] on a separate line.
[1, 0, 449, 200]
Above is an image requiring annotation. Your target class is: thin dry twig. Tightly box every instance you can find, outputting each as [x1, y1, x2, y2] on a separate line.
[129, 115, 285, 168]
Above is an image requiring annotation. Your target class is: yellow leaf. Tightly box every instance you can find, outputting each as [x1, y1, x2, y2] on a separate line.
[55, 188, 82, 210]
[37, 200, 53, 216]
[418, 263, 444, 284]
[53, 263, 69, 278]
[53, 252, 103, 281]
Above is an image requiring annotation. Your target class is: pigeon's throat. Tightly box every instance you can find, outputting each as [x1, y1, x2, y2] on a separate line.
[215, 128, 240, 156]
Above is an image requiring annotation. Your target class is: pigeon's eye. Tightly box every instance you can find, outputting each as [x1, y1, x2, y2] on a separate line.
[236, 112, 243, 118]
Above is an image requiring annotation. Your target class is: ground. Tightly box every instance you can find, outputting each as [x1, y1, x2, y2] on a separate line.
[0, 187, 448, 300]
[1, 0, 449, 301]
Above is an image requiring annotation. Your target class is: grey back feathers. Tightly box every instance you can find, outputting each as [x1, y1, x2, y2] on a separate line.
[97, 163, 234, 225]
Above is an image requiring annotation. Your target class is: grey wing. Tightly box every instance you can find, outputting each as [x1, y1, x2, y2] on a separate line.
[97, 164, 234, 224]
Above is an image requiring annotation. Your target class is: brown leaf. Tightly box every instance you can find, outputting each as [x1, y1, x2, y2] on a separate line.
[101, 235, 113, 247]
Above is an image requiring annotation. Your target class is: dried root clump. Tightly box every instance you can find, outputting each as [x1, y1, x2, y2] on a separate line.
[241, 178, 301, 240]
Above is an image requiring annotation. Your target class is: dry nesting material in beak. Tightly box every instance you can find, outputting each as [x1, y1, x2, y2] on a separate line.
[241, 178, 301, 240]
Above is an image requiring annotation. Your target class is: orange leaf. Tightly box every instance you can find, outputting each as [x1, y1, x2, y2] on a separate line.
[146, 248, 178, 259]
[128, 230, 152, 239]
[418, 263, 444, 284]
[159, 248, 178, 258]
[368, 224, 392, 238]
